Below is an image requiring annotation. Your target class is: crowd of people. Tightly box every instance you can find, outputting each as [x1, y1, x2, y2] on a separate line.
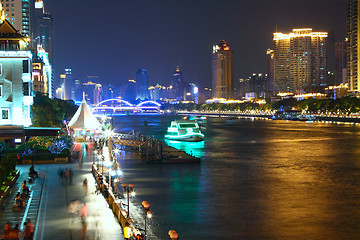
[2, 219, 34, 240]
[57, 167, 73, 185]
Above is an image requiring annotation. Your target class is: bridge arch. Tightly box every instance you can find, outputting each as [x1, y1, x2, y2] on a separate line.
[136, 101, 162, 107]
[95, 99, 134, 108]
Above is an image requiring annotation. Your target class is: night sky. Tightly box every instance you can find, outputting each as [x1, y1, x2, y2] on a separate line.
[45, 0, 348, 89]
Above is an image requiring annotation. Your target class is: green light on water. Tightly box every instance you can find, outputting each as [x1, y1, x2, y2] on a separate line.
[165, 139, 204, 158]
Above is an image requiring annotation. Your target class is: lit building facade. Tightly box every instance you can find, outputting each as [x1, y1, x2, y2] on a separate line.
[59, 69, 73, 100]
[334, 40, 347, 86]
[172, 65, 185, 100]
[212, 40, 234, 99]
[266, 49, 275, 94]
[135, 68, 149, 100]
[32, 45, 52, 97]
[273, 28, 328, 94]
[1, 0, 30, 37]
[348, 0, 360, 93]
[0, 6, 33, 126]
[31, 1, 53, 63]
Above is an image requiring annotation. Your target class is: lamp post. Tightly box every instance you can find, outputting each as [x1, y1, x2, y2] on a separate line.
[122, 183, 134, 217]
[142, 201, 152, 240]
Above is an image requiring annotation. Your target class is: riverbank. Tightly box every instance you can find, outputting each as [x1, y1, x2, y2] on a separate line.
[177, 110, 360, 123]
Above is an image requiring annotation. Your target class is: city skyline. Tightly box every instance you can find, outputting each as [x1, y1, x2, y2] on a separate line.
[45, 0, 348, 87]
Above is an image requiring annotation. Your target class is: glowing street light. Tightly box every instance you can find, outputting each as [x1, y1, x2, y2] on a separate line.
[142, 201, 152, 240]
[122, 183, 135, 217]
[168, 230, 179, 240]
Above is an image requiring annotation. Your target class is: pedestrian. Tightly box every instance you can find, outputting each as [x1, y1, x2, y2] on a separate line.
[64, 168, 69, 185]
[4, 222, 11, 239]
[83, 178, 88, 195]
[123, 222, 135, 240]
[21, 181, 30, 195]
[58, 167, 64, 184]
[68, 168, 73, 184]
[9, 223, 20, 240]
[80, 202, 88, 224]
[24, 219, 34, 240]
[68, 200, 81, 222]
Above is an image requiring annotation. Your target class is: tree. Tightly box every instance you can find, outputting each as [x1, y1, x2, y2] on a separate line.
[32, 93, 77, 127]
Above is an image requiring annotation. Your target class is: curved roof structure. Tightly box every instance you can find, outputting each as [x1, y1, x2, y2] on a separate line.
[68, 98, 101, 130]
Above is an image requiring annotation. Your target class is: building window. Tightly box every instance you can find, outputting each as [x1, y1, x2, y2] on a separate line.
[2, 109, 8, 119]
[22, 60, 29, 73]
[23, 82, 30, 96]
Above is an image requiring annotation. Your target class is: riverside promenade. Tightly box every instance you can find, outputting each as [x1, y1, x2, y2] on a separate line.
[0, 142, 125, 240]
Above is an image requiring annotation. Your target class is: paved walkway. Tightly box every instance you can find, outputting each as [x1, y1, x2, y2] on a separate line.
[0, 142, 125, 240]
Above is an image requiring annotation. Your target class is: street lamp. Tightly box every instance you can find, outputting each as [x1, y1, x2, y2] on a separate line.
[168, 230, 179, 240]
[122, 183, 135, 217]
[142, 201, 151, 240]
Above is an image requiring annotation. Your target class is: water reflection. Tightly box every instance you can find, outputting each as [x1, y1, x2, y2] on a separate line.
[164, 139, 204, 158]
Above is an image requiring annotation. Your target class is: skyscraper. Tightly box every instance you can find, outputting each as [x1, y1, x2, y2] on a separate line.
[59, 69, 73, 100]
[212, 40, 234, 99]
[273, 28, 328, 94]
[1, 0, 30, 37]
[135, 69, 149, 100]
[334, 40, 348, 85]
[172, 65, 185, 100]
[31, 1, 53, 63]
[266, 49, 275, 94]
[348, 0, 360, 93]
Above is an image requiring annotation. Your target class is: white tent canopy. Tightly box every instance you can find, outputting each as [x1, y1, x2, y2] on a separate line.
[68, 98, 101, 130]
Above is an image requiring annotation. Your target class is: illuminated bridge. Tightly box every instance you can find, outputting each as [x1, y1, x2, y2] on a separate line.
[91, 99, 162, 115]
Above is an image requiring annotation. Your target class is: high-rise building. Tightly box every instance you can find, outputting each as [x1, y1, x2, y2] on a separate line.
[266, 49, 275, 94]
[31, 1, 53, 63]
[1, 0, 30, 37]
[212, 40, 234, 99]
[273, 28, 328, 94]
[334, 40, 347, 85]
[0, 5, 33, 126]
[172, 65, 185, 100]
[135, 69, 149, 100]
[125, 79, 136, 102]
[59, 69, 73, 100]
[348, 0, 360, 93]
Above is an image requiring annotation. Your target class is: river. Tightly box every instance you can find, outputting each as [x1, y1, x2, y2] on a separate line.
[112, 114, 360, 239]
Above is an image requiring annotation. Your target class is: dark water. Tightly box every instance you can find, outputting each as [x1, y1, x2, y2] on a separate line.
[113, 115, 360, 240]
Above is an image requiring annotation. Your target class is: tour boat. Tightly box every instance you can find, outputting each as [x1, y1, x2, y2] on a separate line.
[165, 120, 204, 142]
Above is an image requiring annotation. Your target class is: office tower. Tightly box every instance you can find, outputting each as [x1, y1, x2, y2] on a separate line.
[239, 78, 250, 98]
[184, 83, 199, 103]
[59, 69, 73, 100]
[172, 65, 185, 100]
[31, 1, 53, 63]
[0, 5, 32, 126]
[273, 28, 328, 94]
[335, 40, 348, 85]
[33, 45, 52, 98]
[348, 0, 360, 93]
[102, 84, 114, 100]
[1, 0, 30, 37]
[135, 69, 149, 100]
[125, 80, 136, 102]
[212, 40, 234, 99]
[74, 79, 83, 102]
[266, 49, 275, 94]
